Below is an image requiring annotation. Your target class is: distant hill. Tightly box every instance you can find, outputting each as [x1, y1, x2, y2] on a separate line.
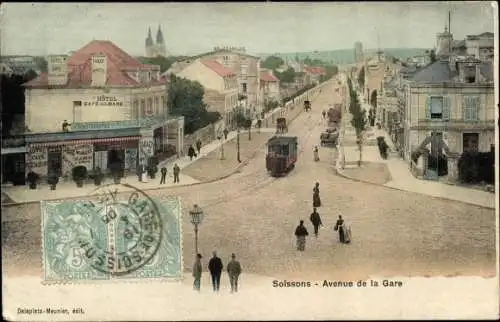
[257, 48, 428, 65]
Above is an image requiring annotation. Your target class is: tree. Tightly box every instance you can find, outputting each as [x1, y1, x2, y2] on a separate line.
[167, 74, 221, 134]
[262, 55, 285, 70]
[347, 78, 367, 166]
[234, 107, 253, 140]
[358, 67, 365, 89]
[33, 56, 48, 73]
[275, 67, 296, 83]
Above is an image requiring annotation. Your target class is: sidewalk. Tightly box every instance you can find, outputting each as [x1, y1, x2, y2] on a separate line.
[1, 128, 281, 205]
[336, 107, 495, 209]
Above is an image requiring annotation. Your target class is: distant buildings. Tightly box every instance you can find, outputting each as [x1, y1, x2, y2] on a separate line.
[145, 25, 167, 58]
[176, 58, 239, 129]
[303, 66, 326, 85]
[19, 40, 183, 180]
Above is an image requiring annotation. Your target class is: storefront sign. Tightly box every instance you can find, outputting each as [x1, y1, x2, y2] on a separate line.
[84, 95, 124, 107]
[27, 146, 48, 171]
[94, 140, 138, 152]
[63, 144, 94, 175]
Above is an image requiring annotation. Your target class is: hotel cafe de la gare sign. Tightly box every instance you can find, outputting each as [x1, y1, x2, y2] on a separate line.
[83, 95, 124, 107]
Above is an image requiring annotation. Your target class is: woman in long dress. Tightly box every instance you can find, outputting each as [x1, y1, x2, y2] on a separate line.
[334, 215, 346, 243]
[294, 220, 309, 251]
[313, 146, 320, 162]
[312, 182, 321, 207]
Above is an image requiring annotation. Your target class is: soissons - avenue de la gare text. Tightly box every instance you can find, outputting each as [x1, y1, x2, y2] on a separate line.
[272, 280, 404, 288]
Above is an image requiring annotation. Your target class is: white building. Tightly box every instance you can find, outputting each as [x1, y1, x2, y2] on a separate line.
[177, 58, 239, 129]
[259, 69, 280, 104]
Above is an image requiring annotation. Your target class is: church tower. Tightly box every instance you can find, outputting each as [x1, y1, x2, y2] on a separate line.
[155, 25, 166, 57]
[145, 27, 154, 57]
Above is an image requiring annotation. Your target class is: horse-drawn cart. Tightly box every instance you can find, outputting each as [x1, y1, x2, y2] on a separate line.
[276, 117, 288, 134]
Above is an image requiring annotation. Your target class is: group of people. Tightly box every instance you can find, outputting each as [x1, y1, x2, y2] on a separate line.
[294, 182, 352, 251]
[187, 139, 203, 161]
[192, 252, 242, 293]
[137, 163, 181, 184]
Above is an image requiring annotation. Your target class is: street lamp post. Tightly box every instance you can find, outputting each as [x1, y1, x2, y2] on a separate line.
[189, 204, 204, 255]
[218, 136, 225, 160]
[236, 129, 241, 163]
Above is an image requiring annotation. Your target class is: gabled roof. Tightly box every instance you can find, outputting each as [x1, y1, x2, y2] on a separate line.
[24, 40, 166, 88]
[260, 70, 279, 82]
[200, 59, 234, 77]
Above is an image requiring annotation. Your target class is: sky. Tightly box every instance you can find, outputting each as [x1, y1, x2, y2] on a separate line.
[0, 2, 496, 56]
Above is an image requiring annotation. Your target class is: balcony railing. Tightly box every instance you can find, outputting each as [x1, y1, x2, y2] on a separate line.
[71, 115, 182, 131]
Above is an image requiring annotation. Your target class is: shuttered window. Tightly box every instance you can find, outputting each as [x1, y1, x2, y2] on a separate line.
[425, 95, 450, 120]
[462, 95, 480, 121]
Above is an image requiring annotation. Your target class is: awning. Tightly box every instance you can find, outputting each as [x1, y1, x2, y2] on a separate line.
[28, 136, 141, 147]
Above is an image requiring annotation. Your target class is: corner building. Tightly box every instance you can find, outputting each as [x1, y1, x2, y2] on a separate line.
[23, 40, 184, 179]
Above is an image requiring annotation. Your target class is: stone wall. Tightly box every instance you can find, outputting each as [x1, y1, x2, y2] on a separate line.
[183, 119, 225, 153]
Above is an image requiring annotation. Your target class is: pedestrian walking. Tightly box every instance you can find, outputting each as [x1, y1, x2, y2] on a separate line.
[208, 251, 223, 292]
[141, 164, 148, 183]
[192, 253, 203, 291]
[159, 166, 167, 184]
[312, 182, 321, 207]
[137, 164, 144, 182]
[188, 145, 196, 160]
[196, 139, 202, 156]
[294, 220, 309, 251]
[309, 208, 323, 238]
[334, 215, 351, 244]
[313, 146, 320, 162]
[223, 128, 229, 140]
[227, 253, 242, 293]
[322, 110, 326, 119]
[173, 163, 180, 183]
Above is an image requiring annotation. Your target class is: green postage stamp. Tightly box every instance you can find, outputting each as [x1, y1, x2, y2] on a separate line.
[40, 184, 183, 283]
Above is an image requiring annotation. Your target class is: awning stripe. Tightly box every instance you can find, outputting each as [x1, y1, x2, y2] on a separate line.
[29, 136, 142, 147]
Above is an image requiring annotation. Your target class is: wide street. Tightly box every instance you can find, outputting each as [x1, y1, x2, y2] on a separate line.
[2, 79, 496, 280]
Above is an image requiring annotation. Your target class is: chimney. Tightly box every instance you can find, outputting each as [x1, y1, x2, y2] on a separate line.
[91, 54, 107, 87]
[47, 55, 68, 86]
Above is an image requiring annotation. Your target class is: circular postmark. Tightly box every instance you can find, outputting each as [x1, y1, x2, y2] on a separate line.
[74, 183, 163, 276]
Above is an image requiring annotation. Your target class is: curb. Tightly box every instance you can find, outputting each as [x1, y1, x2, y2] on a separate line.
[335, 167, 495, 210]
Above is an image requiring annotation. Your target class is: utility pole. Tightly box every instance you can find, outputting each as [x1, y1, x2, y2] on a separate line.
[237, 129, 241, 163]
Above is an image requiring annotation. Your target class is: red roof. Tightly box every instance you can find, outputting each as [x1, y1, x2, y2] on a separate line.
[260, 70, 279, 82]
[304, 66, 326, 75]
[24, 40, 165, 88]
[200, 59, 234, 77]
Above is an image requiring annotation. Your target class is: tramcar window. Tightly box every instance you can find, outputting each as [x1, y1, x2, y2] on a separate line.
[282, 145, 289, 155]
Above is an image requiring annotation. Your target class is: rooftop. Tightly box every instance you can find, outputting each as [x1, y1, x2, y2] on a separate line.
[260, 70, 279, 82]
[409, 57, 494, 84]
[304, 66, 326, 75]
[23, 40, 167, 88]
[267, 136, 298, 145]
[200, 59, 234, 77]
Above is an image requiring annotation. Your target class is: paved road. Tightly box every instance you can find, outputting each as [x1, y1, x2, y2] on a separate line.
[2, 79, 495, 280]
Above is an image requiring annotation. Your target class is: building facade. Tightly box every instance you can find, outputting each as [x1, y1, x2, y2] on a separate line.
[145, 26, 167, 58]
[202, 47, 261, 117]
[402, 57, 494, 181]
[176, 58, 239, 129]
[259, 69, 280, 104]
[22, 40, 184, 179]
